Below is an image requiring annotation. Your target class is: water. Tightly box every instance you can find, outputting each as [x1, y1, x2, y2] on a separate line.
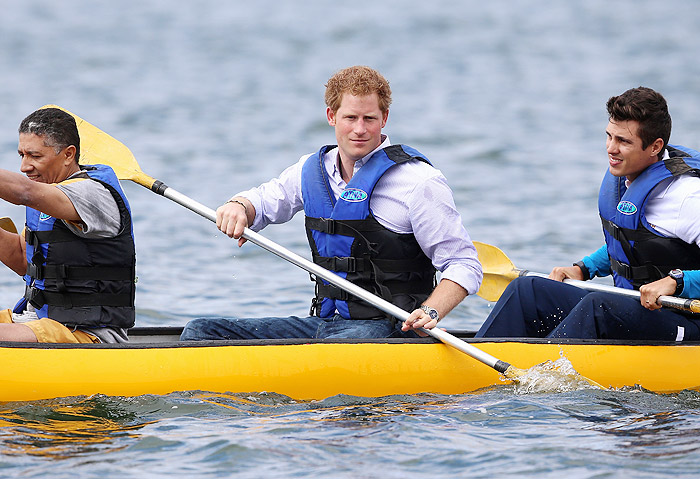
[2, 0, 700, 476]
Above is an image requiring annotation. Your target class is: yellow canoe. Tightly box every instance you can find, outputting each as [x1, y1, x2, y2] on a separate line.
[2, 327, 698, 401]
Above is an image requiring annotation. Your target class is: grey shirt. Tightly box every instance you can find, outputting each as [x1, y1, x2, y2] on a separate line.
[15, 171, 131, 343]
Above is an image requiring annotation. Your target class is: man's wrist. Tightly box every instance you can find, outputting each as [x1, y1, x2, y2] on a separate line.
[668, 269, 684, 296]
[573, 261, 590, 280]
[420, 305, 440, 323]
[226, 198, 248, 215]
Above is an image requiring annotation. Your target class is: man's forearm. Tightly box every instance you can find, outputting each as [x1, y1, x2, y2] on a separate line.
[422, 278, 468, 320]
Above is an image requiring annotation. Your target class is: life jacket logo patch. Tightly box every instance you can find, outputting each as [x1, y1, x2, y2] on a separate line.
[617, 200, 637, 215]
[340, 188, 368, 202]
[39, 213, 52, 221]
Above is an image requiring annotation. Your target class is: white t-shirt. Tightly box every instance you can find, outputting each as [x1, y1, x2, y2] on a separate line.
[644, 174, 700, 247]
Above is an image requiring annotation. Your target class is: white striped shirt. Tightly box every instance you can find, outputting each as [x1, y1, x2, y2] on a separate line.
[236, 137, 482, 294]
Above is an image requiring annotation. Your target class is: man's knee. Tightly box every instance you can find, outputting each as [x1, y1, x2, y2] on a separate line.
[180, 317, 232, 341]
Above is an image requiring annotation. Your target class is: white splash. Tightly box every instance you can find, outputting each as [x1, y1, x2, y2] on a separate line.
[509, 353, 603, 394]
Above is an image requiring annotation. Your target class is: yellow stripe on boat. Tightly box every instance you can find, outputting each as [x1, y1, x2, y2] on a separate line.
[2, 335, 699, 401]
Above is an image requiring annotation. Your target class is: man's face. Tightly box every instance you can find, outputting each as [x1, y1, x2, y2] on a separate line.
[605, 119, 661, 182]
[18, 133, 76, 184]
[327, 92, 388, 163]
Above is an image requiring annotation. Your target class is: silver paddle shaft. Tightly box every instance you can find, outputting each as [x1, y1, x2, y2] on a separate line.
[525, 271, 700, 313]
[162, 186, 509, 371]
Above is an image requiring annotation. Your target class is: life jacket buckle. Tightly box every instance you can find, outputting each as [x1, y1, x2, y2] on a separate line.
[24, 285, 43, 309]
[309, 296, 320, 316]
[320, 218, 335, 234]
[611, 258, 633, 279]
[330, 256, 356, 272]
[26, 262, 43, 279]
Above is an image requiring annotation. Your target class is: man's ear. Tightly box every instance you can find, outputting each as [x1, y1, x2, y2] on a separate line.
[64, 145, 77, 165]
[327, 107, 336, 127]
[650, 138, 664, 157]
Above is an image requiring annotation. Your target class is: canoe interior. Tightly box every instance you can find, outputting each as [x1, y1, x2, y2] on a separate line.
[2, 327, 699, 348]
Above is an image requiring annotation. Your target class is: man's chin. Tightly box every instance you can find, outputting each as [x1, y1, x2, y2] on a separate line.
[608, 165, 625, 177]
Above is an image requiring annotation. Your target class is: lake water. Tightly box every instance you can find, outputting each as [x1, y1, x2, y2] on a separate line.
[2, 0, 700, 477]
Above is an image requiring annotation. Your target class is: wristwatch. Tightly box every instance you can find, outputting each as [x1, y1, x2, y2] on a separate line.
[573, 260, 590, 280]
[668, 269, 684, 296]
[420, 305, 440, 322]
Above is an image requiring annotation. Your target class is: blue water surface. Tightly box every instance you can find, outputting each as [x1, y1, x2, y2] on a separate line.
[1, 0, 700, 477]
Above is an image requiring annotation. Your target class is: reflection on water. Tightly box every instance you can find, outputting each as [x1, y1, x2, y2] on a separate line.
[3, 389, 700, 476]
[584, 390, 700, 458]
[0, 396, 149, 459]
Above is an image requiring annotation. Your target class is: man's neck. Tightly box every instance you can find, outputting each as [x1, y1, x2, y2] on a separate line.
[337, 154, 356, 183]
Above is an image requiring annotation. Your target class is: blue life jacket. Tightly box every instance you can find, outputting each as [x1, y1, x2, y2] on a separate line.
[302, 144, 436, 319]
[14, 164, 136, 328]
[599, 145, 700, 289]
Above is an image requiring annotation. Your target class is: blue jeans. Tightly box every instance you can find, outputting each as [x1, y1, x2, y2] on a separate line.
[475, 276, 700, 341]
[180, 314, 418, 341]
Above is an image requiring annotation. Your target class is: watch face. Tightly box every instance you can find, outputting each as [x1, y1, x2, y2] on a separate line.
[421, 305, 438, 320]
[669, 269, 684, 279]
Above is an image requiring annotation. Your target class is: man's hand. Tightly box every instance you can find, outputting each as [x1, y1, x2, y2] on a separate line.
[401, 307, 439, 337]
[216, 198, 251, 247]
[549, 265, 585, 282]
[639, 276, 677, 310]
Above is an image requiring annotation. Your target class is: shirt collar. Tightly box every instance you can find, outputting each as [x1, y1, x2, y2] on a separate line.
[330, 135, 391, 180]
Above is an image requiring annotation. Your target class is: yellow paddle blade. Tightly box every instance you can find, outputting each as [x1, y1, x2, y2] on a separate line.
[0, 217, 18, 234]
[474, 241, 523, 302]
[40, 105, 157, 190]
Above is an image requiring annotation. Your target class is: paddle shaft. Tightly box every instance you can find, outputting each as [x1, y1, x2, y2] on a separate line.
[151, 181, 511, 373]
[522, 270, 700, 313]
[47, 104, 519, 378]
[474, 241, 700, 314]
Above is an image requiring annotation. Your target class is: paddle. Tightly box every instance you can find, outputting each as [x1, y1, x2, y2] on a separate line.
[42, 104, 551, 384]
[474, 241, 700, 313]
[0, 217, 18, 234]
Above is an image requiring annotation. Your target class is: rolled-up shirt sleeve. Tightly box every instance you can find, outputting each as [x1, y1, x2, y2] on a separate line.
[407, 175, 483, 295]
[235, 155, 309, 231]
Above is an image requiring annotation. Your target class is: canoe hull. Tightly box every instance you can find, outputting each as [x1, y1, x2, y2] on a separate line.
[3, 331, 699, 401]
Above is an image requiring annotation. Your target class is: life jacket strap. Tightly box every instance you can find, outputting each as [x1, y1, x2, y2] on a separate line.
[312, 254, 431, 274]
[315, 276, 434, 299]
[25, 228, 77, 245]
[601, 217, 658, 242]
[609, 257, 664, 283]
[26, 263, 133, 281]
[305, 217, 385, 235]
[24, 285, 133, 309]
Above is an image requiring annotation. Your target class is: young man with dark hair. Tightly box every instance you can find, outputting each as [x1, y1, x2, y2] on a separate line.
[476, 87, 700, 341]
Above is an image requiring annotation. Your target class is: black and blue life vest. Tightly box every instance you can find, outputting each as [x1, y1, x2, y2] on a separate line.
[13, 164, 136, 328]
[302, 144, 436, 320]
[599, 145, 700, 289]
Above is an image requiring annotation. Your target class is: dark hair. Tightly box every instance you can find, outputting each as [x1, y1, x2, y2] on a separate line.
[606, 87, 671, 155]
[19, 108, 80, 163]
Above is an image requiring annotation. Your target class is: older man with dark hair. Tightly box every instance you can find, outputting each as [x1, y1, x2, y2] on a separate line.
[0, 107, 136, 343]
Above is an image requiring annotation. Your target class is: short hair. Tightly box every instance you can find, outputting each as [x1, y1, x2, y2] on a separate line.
[606, 87, 671, 154]
[324, 66, 392, 113]
[19, 108, 80, 163]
